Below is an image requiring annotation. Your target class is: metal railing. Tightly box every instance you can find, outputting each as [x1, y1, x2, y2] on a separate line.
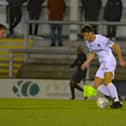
[23, 20, 126, 49]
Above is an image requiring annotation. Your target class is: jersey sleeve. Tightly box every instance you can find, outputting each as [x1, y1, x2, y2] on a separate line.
[102, 36, 114, 48]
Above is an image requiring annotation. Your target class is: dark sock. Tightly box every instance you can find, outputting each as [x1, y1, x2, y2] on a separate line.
[70, 85, 75, 99]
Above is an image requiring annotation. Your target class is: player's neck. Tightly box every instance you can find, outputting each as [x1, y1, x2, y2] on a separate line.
[91, 34, 96, 42]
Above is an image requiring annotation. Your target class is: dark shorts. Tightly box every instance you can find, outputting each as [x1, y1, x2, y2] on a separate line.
[71, 70, 87, 83]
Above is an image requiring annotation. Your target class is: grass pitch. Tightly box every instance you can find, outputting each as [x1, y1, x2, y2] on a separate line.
[0, 99, 126, 126]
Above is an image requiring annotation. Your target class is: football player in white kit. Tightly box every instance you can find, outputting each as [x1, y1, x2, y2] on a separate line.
[81, 25, 126, 108]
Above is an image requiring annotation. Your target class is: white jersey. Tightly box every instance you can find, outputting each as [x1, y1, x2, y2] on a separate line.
[85, 34, 115, 63]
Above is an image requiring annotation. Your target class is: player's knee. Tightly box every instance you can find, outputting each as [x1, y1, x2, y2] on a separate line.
[70, 80, 77, 87]
[93, 82, 103, 89]
[93, 82, 99, 89]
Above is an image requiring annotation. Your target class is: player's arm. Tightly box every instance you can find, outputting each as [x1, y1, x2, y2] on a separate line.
[112, 43, 126, 67]
[81, 52, 95, 70]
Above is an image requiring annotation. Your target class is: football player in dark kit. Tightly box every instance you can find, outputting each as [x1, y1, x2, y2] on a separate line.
[69, 46, 87, 100]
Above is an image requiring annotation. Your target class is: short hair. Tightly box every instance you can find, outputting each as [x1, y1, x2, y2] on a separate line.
[0, 24, 7, 30]
[81, 25, 94, 33]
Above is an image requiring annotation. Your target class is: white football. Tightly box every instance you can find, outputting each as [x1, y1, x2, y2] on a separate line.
[96, 97, 109, 108]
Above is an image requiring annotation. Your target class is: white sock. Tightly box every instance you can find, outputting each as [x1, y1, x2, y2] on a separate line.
[107, 82, 119, 102]
[97, 84, 110, 96]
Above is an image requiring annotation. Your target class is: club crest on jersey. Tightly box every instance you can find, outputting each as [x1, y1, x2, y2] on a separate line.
[97, 44, 101, 47]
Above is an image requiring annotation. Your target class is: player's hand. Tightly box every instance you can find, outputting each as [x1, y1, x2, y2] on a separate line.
[81, 63, 88, 70]
[119, 59, 126, 68]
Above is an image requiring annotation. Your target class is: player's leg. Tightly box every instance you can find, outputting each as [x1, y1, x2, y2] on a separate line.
[69, 71, 85, 99]
[69, 80, 83, 99]
[104, 57, 122, 108]
[104, 72, 122, 108]
[72, 71, 84, 92]
[94, 77, 110, 97]
[69, 72, 78, 99]
[73, 82, 83, 92]
[69, 80, 75, 99]
[94, 64, 111, 97]
[104, 72, 119, 101]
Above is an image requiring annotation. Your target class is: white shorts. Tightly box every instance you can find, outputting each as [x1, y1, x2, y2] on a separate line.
[96, 56, 116, 79]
